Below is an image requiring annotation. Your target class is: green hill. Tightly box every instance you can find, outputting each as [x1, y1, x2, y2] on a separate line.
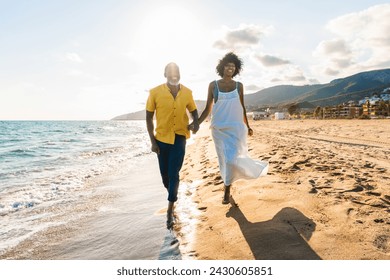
[245, 68, 390, 108]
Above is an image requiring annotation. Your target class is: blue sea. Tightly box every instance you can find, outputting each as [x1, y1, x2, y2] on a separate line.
[0, 120, 185, 259]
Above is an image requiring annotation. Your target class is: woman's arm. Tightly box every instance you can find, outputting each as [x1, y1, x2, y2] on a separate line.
[197, 82, 215, 125]
[238, 82, 253, 136]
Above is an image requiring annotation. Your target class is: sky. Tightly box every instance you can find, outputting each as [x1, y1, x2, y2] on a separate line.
[1, 0, 390, 120]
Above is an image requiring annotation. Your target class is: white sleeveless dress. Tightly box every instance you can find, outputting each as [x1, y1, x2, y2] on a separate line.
[210, 82, 268, 186]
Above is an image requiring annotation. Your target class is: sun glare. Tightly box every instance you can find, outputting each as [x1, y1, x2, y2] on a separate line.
[134, 5, 206, 68]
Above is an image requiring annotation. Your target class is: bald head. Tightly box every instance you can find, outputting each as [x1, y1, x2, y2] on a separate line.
[164, 62, 179, 73]
[164, 62, 180, 86]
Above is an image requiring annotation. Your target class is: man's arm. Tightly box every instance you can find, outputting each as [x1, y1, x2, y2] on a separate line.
[189, 109, 199, 134]
[189, 82, 213, 132]
[146, 110, 160, 154]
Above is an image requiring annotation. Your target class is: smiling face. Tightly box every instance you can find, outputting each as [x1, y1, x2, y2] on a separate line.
[223, 62, 236, 78]
[164, 63, 181, 86]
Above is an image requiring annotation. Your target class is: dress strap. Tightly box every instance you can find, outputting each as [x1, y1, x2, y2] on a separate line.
[213, 80, 219, 103]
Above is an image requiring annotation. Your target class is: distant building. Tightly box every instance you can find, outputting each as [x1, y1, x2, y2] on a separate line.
[323, 104, 362, 119]
[362, 100, 389, 117]
[253, 111, 270, 120]
[274, 112, 285, 120]
[358, 89, 390, 105]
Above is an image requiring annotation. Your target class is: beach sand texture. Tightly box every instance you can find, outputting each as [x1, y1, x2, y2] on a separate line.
[1, 119, 389, 260]
[178, 119, 390, 260]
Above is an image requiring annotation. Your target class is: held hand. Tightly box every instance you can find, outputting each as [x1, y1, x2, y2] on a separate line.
[188, 122, 200, 134]
[248, 127, 253, 136]
[192, 121, 200, 134]
[151, 143, 160, 155]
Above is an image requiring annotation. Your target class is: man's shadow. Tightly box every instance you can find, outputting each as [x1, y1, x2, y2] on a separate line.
[226, 198, 321, 259]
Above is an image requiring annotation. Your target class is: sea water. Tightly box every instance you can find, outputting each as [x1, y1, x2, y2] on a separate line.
[0, 120, 154, 257]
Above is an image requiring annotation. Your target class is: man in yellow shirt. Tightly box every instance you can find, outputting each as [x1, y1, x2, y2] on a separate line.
[146, 62, 199, 229]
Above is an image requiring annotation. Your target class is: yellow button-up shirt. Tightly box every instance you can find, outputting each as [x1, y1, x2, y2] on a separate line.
[146, 83, 197, 144]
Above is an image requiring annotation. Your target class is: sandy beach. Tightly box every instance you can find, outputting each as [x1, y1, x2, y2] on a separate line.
[1, 119, 389, 261]
[178, 119, 390, 260]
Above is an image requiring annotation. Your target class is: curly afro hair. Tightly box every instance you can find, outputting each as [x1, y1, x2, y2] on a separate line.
[215, 52, 243, 78]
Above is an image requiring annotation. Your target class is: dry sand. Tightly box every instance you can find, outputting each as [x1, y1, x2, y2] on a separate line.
[2, 119, 389, 261]
[178, 119, 390, 260]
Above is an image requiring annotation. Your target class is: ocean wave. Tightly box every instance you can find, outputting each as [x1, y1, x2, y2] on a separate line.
[0, 120, 150, 254]
[79, 146, 124, 159]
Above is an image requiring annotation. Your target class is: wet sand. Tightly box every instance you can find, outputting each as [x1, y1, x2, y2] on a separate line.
[178, 119, 390, 260]
[0, 154, 182, 260]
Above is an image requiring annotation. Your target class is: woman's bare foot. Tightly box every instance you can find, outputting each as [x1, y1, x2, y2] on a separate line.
[222, 185, 231, 204]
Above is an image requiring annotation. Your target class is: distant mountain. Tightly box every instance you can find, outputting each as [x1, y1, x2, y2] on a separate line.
[112, 110, 146, 120]
[245, 68, 390, 108]
[112, 100, 206, 120]
[112, 69, 390, 119]
[245, 84, 324, 106]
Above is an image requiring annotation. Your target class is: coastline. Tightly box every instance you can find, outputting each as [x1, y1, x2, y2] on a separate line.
[179, 119, 390, 260]
[1, 154, 182, 260]
[2, 119, 389, 260]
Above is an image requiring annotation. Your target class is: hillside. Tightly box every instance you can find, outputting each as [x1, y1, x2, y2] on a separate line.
[245, 84, 324, 106]
[112, 68, 390, 119]
[245, 68, 390, 108]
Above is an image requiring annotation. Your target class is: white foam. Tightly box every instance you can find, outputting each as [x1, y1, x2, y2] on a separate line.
[175, 180, 203, 259]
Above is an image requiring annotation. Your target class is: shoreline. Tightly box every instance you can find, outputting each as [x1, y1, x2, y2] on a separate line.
[179, 119, 390, 260]
[1, 154, 183, 260]
[2, 119, 389, 260]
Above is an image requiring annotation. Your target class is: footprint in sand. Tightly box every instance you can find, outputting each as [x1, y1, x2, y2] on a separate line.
[373, 235, 389, 253]
[309, 188, 318, 194]
[342, 185, 364, 193]
[366, 191, 381, 197]
[363, 162, 376, 169]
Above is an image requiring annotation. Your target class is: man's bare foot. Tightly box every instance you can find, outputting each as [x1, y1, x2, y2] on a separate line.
[166, 213, 175, 229]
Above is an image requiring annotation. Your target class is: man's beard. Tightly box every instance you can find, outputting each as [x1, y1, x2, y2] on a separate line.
[168, 80, 179, 86]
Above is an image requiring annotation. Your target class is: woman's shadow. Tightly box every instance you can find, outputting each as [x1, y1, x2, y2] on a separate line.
[226, 198, 321, 259]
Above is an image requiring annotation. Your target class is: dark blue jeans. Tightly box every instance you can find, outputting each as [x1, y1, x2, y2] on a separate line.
[156, 135, 186, 202]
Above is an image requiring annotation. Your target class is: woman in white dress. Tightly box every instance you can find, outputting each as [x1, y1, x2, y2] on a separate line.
[190, 52, 268, 204]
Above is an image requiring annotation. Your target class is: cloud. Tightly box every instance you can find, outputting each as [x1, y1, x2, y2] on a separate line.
[313, 4, 390, 77]
[286, 75, 306, 82]
[316, 39, 351, 56]
[281, 66, 309, 84]
[255, 54, 290, 67]
[213, 24, 272, 50]
[314, 39, 354, 73]
[247, 64, 311, 89]
[327, 4, 390, 44]
[65, 52, 83, 63]
[245, 84, 262, 92]
[325, 68, 339, 76]
[308, 78, 320, 84]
